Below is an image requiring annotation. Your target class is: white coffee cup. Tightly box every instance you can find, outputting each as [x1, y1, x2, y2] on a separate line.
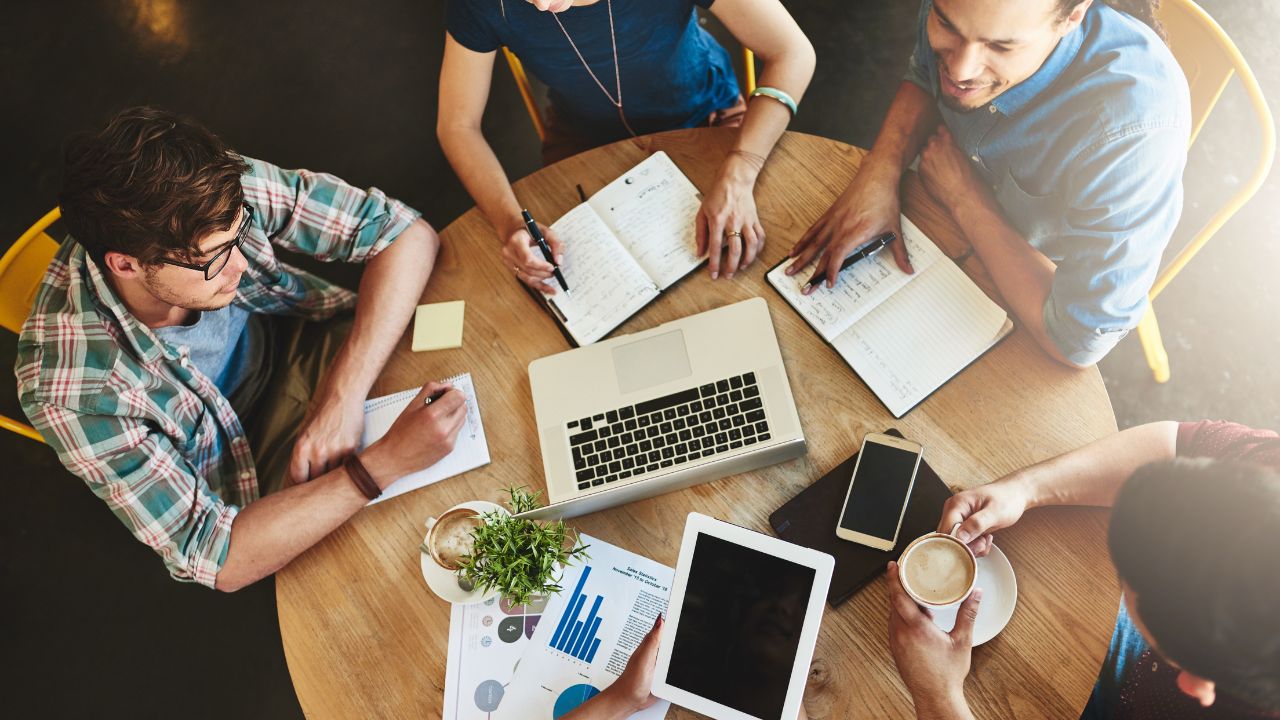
[424, 504, 485, 571]
[898, 523, 978, 609]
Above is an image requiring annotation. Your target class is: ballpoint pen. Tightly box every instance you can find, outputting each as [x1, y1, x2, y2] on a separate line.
[522, 209, 569, 293]
[802, 232, 898, 292]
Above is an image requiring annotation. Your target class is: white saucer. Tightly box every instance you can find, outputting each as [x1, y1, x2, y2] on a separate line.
[928, 543, 1018, 646]
[420, 500, 506, 605]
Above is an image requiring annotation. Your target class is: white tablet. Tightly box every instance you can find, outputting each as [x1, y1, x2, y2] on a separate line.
[654, 513, 834, 720]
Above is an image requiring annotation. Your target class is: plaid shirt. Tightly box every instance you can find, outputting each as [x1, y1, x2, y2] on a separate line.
[15, 157, 421, 588]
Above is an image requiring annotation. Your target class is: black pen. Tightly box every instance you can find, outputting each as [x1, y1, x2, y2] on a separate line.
[802, 232, 898, 292]
[522, 209, 569, 293]
[423, 388, 449, 406]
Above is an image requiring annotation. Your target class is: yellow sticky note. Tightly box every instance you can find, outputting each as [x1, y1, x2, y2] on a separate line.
[412, 300, 465, 352]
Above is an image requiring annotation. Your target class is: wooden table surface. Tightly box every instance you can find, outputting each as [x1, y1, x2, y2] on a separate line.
[276, 129, 1119, 720]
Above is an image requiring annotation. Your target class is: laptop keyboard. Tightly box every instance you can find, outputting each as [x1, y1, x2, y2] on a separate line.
[566, 372, 771, 491]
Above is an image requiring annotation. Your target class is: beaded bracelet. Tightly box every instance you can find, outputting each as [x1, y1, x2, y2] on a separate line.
[749, 86, 798, 116]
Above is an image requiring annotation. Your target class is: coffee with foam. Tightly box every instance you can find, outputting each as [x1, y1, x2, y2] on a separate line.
[901, 536, 976, 606]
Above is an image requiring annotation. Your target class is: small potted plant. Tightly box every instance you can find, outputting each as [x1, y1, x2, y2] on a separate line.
[457, 486, 589, 606]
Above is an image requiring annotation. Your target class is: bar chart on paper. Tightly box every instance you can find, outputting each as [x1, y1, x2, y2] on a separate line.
[494, 535, 674, 720]
[548, 566, 606, 663]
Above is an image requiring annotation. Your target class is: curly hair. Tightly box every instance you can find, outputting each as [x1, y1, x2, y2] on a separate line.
[1060, 0, 1166, 41]
[59, 106, 249, 267]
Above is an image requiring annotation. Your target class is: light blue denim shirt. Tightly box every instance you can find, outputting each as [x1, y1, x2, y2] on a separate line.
[905, 1, 1190, 364]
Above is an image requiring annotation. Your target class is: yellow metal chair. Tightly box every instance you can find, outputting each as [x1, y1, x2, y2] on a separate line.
[502, 46, 758, 143]
[1, 207, 61, 442]
[1138, 0, 1275, 382]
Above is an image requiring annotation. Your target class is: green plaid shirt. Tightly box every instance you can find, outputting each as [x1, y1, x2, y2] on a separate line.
[15, 157, 421, 588]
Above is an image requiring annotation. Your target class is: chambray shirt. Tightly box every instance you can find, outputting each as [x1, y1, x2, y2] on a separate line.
[905, 1, 1190, 364]
[16, 157, 420, 588]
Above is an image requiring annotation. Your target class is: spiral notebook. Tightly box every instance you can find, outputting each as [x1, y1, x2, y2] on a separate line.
[531, 151, 705, 347]
[766, 216, 1013, 418]
[358, 372, 491, 504]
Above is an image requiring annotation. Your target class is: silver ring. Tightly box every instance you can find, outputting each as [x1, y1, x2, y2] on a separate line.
[725, 230, 743, 239]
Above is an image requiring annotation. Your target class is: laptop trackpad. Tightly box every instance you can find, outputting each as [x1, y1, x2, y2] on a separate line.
[613, 329, 692, 395]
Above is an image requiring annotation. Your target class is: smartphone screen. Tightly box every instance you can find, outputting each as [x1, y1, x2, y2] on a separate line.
[838, 441, 921, 541]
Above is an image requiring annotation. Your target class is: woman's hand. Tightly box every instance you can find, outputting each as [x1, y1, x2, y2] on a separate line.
[501, 220, 565, 294]
[698, 150, 767, 280]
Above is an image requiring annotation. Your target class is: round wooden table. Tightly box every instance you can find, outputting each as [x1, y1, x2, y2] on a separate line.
[276, 129, 1119, 719]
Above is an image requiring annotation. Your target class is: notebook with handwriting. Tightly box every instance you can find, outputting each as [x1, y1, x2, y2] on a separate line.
[536, 151, 704, 346]
[766, 216, 1013, 418]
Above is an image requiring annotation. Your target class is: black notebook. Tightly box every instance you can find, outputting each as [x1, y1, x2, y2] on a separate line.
[768, 429, 953, 607]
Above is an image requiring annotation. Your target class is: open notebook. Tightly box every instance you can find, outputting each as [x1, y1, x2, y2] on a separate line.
[537, 151, 704, 346]
[767, 216, 1013, 418]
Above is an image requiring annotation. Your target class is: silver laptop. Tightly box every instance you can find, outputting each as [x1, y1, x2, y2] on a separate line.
[519, 297, 805, 520]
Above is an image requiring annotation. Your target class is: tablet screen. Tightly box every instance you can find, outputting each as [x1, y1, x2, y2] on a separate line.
[665, 532, 816, 718]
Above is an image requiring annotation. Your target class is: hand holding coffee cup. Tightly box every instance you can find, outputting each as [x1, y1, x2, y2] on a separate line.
[937, 477, 1035, 558]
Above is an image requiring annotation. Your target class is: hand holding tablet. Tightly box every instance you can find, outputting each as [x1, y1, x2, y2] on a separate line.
[653, 513, 834, 720]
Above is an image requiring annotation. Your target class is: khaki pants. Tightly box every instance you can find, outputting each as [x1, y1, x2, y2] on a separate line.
[236, 314, 353, 495]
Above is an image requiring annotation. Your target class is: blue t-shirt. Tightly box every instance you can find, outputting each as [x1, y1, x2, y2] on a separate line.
[904, 1, 1190, 365]
[153, 304, 262, 397]
[447, 0, 740, 142]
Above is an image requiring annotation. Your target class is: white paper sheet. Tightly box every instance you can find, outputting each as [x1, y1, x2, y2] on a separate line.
[358, 372, 490, 503]
[494, 534, 674, 720]
[443, 595, 549, 719]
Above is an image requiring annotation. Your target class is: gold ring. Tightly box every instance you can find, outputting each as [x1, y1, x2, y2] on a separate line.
[725, 230, 743, 239]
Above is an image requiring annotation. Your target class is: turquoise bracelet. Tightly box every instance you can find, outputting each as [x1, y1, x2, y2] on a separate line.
[749, 86, 798, 116]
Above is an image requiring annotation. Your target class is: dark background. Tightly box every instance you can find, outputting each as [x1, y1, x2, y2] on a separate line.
[2, 1, 1276, 717]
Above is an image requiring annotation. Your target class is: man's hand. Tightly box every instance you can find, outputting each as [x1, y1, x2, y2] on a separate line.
[361, 383, 467, 487]
[886, 561, 980, 719]
[698, 151, 766, 280]
[289, 396, 366, 484]
[502, 220, 565, 295]
[937, 478, 1034, 558]
[787, 159, 913, 294]
[918, 125, 996, 221]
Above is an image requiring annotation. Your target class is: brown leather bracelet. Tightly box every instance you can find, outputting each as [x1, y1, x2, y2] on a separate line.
[344, 454, 382, 501]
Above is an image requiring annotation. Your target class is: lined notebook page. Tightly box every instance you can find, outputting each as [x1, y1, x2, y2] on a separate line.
[831, 259, 1011, 417]
[589, 151, 703, 290]
[546, 203, 659, 346]
[359, 372, 491, 504]
[767, 216, 945, 341]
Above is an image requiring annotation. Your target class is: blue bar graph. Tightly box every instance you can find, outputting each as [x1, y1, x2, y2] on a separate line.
[549, 565, 608, 662]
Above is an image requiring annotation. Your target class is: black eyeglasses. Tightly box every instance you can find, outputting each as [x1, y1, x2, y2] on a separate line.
[158, 203, 254, 281]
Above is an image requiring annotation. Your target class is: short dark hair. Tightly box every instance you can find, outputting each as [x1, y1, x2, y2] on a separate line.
[1110, 458, 1280, 711]
[1056, 0, 1166, 41]
[59, 106, 250, 268]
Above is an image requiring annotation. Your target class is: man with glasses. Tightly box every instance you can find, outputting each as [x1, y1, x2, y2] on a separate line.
[16, 107, 465, 591]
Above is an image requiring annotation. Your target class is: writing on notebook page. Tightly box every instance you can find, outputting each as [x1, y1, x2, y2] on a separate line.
[547, 204, 658, 346]
[831, 258, 1009, 415]
[592, 152, 703, 289]
[769, 219, 944, 340]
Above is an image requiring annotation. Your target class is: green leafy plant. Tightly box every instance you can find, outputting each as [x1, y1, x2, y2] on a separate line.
[456, 486, 589, 606]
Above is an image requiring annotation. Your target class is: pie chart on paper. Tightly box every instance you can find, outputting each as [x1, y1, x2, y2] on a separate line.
[552, 683, 601, 718]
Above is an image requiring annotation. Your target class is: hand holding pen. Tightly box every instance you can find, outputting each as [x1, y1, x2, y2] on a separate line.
[800, 232, 897, 295]
[502, 210, 567, 294]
